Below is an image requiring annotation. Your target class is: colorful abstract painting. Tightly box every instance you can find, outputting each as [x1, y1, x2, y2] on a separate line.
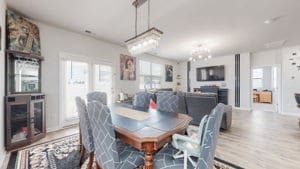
[120, 54, 136, 80]
[7, 10, 41, 55]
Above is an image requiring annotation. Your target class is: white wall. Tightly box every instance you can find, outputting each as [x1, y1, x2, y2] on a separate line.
[0, 0, 6, 166]
[189, 55, 236, 105]
[240, 53, 251, 109]
[251, 49, 282, 66]
[178, 62, 187, 92]
[252, 47, 300, 116]
[36, 22, 178, 131]
[282, 46, 300, 115]
[178, 53, 252, 109]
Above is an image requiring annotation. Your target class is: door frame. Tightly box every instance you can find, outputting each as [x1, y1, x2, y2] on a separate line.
[59, 52, 115, 127]
[250, 64, 282, 113]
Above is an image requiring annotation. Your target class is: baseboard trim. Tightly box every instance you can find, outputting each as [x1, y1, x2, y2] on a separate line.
[46, 125, 63, 132]
[279, 112, 300, 117]
[234, 107, 252, 111]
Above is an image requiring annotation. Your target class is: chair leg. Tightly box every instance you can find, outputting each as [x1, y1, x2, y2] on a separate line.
[184, 150, 188, 169]
[173, 151, 184, 159]
[188, 156, 197, 167]
[87, 152, 94, 169]
[80, 146, 86, 165]
[79, 127, 82, 152]
[214, 163, 221, 169]
[96, 162, 102, 169]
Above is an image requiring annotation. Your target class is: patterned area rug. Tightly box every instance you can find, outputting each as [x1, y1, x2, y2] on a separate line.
[8, 134, 244, 169]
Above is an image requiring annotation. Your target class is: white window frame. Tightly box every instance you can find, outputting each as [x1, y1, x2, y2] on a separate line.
[252, 68, 264, 89]
[139, 60, 162, 90]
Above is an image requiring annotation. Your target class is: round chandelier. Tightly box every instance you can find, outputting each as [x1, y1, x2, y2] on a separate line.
[189, 44, 212, 62]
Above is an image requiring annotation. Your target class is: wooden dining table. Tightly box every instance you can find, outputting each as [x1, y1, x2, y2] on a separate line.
[110, 104, 192, 169]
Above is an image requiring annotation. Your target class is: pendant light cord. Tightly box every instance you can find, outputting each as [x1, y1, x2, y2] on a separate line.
[148, 0, 150, 29]
[134, 0, 151, 36]
[135, 5, 137, 36]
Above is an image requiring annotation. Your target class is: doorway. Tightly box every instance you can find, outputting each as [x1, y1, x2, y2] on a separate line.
[251, 65, 281, 112]
[60, 53, 114, 126]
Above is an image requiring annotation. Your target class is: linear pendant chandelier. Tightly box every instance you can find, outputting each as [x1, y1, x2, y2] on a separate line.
[125, 0, 163, 56]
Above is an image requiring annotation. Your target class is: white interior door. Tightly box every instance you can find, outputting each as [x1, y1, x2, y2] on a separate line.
[93, 63, 114, 104]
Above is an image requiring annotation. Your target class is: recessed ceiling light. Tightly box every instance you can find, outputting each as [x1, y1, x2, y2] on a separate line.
[85, 30, 92, 34]
[264, 16, 282, 24]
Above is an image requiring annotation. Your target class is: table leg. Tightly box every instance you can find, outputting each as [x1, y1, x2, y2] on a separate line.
[143, 143, 154, 169]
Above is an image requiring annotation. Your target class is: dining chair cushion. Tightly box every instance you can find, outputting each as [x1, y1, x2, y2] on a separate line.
[75, 97, 94, 153]
[87, 91, 107, 105]
[116, 140, 144, 169]
[198, 103, 224, 169]
[154, 103, 225, 169]
[156, 92, 179, 113]
[87, 101, 144, 169]
[171, 115, 209, 157]
[133, 91, 151, 110]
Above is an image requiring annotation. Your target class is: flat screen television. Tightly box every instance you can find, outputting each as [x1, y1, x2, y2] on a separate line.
[196, 65, 225, 81]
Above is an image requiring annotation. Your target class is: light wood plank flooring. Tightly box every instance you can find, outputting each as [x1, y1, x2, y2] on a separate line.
[216, 109, 300, 169]
[3, 110, 300, 169]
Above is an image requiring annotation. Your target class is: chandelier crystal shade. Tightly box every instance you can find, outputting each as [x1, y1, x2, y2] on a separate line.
[125, 0, 163, 55]
[189, 44, 212, 62]
[125, 27, 163, 55]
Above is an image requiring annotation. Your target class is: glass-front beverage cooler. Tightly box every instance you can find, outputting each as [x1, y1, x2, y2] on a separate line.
[6, 50, 42, 95]
[5, 51, 45, 150]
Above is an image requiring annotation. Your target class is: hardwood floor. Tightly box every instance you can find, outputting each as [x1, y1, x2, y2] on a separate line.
[216, 109, 300, 169]
[3, 110, 299, 169]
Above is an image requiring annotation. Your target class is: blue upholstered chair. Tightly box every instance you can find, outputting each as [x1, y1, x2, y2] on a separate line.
[75, 97, 94, 169]
[87, 101, 144, 169]
[154, 103, 225, 169]
[87, 91, 107, 105]
[172, 115, 209, 168]
[133, 91, 151, 110]
[156, 91, 179, 113]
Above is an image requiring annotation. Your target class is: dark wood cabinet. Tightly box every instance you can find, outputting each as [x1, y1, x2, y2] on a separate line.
[5, 50, 46, 150]
[5, 94, 46, 150]
[218, 89, 228, 105]
[198, 86, 229, 105]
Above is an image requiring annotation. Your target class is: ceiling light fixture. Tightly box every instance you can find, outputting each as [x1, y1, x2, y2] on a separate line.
[264, 16, 282, 24]
[125, 0, 163, 56]
[189, 44, 212, 62]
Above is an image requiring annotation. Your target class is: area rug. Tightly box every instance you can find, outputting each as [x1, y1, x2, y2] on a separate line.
[8, 134, 244, 169]
[7, 134, 82, 169]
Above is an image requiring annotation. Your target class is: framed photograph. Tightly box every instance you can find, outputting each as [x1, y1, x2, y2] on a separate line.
[165, 64, 173, 82]
[120, 54, 136, 80]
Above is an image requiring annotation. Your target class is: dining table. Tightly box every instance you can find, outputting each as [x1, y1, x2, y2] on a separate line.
[110, 104, 192, 169]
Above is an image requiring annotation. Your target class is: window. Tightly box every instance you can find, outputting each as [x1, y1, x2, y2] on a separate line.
[94, 64, 113, 104]
[139, 60, 162, 90]
[252, 68, 263, 89]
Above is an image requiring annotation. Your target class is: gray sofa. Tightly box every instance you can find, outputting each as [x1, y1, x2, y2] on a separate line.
[150, 91, 232, 130]
[177, 92, 232, 130]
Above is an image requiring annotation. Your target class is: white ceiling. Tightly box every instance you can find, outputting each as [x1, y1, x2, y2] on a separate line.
[7, 0, 300, 61]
